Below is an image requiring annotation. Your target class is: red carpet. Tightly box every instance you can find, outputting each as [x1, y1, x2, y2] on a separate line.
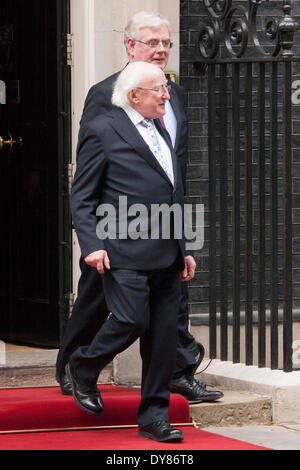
[0, 385, 189, 432]
[0, 427, 269, 450]
[0, 386, 270, 450]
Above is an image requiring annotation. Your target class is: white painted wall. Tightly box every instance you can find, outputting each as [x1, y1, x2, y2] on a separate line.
[70, 0, 97, 287]
[93, 0, 180, 82]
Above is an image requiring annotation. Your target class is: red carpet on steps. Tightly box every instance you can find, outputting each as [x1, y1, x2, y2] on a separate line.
[0, 386, 270, 450]
[0, 385, 189, 432]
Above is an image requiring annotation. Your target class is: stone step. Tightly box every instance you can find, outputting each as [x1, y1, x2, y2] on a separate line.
[0, 347, 272, 429]
[190, 388, 272, 428]
[0, 349, 113, 389]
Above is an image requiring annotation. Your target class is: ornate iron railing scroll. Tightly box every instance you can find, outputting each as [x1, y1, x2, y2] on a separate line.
[198, 0, 299, 60]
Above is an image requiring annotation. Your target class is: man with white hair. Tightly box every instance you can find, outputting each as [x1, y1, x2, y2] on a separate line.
[66, 62, 193, 442]
[56, 11, 223, 404]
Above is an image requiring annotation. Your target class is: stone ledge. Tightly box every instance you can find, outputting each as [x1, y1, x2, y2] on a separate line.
[0, 349, 113, 389]
[190, 309, 300, 325]
[0, 350, 59, 369]
[0, 367, 58, 389]
[190, 390, 272, 428]
[0, 365, 113, 389]
[198, 359, 300, 424]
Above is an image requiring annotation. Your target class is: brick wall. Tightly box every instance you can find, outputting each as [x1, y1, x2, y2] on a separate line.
[180, 0, 300, 319]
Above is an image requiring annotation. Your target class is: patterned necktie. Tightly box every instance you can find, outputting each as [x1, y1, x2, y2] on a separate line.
[141, 118, 174, 185]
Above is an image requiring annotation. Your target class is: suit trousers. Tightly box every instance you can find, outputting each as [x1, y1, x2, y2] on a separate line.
[69, 264, 181, 428]
[56, 260, 198, 378]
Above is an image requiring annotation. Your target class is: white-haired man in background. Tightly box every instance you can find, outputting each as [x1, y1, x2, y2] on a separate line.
[56, 11, 223, 405]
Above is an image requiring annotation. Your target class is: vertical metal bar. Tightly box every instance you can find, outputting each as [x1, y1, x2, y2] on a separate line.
[208, 64, 217, 359]
[245, 62, 253, 366]
[270, 61, 279, 370]
[258, 62, 266, 368]
[282, 59, 293, 372]
[232, 63, 240, 363]
[219, 63, 228, 361]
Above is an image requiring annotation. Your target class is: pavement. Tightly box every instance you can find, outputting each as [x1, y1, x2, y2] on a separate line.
[202, 423, 300, 450]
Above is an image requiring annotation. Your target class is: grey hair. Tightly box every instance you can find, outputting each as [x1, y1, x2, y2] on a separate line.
[124, 11, 170, 46]
[111, 62, 163, 108]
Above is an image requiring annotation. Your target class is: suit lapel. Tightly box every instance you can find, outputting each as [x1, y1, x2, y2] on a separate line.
[110, 108, 174, 186]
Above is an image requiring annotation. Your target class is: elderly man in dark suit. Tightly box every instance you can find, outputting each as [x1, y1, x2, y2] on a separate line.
[56, 11, 223, 404]
[66, 62, 194, 442]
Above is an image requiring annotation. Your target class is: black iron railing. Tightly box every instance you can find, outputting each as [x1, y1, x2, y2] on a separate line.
[196, 0, 299, 372]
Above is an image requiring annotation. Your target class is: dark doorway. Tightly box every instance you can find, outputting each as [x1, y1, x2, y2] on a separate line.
[0, 0, 72, 347]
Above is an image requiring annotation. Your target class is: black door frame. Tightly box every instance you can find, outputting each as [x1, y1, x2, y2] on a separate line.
[0, 0, 72, 347]
[56, 0, 73, 344]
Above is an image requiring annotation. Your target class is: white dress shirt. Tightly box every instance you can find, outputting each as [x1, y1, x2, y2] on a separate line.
[123, 104, 174, 186]
[164, 99, 177, 148]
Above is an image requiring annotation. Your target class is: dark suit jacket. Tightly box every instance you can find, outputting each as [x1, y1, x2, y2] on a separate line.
[80, 70, 188, 184]
[71, 107, 186, 271]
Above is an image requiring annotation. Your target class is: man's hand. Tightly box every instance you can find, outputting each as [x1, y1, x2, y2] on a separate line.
[84, 250, 111, 274]
[181, 255, 196, 282]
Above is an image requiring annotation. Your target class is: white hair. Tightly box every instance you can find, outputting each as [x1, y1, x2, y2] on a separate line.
[111, 62, 163, 108]
[124, 11, 170, 46]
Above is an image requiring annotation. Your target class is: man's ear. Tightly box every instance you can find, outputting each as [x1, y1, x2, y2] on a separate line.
[128, 89, 139, 105]
[127, 38, 135, 60]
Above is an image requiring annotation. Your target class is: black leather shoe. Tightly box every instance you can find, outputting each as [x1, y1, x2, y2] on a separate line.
[138, 421, 184, 443]
[65, 363, 104, 416]
[169, 374, 224, 404]
[56, 370, 73, 396]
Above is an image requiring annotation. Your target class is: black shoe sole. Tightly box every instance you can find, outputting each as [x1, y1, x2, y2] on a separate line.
[187, 395, 223, 403]
[200, 395, 224, 402]
[138, 430, 183, 443]
[170, 390, 224, 404]
[65, 363, 104, 416]
[169, 389, 204, 404]
[187, 399, 204, 404]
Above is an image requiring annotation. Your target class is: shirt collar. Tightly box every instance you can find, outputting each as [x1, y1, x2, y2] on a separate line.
[122, 104, 149, 126]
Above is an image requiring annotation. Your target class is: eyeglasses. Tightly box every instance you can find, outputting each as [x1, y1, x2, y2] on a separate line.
[136, 84, 171, 94]
[134, 39, 173, 49]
